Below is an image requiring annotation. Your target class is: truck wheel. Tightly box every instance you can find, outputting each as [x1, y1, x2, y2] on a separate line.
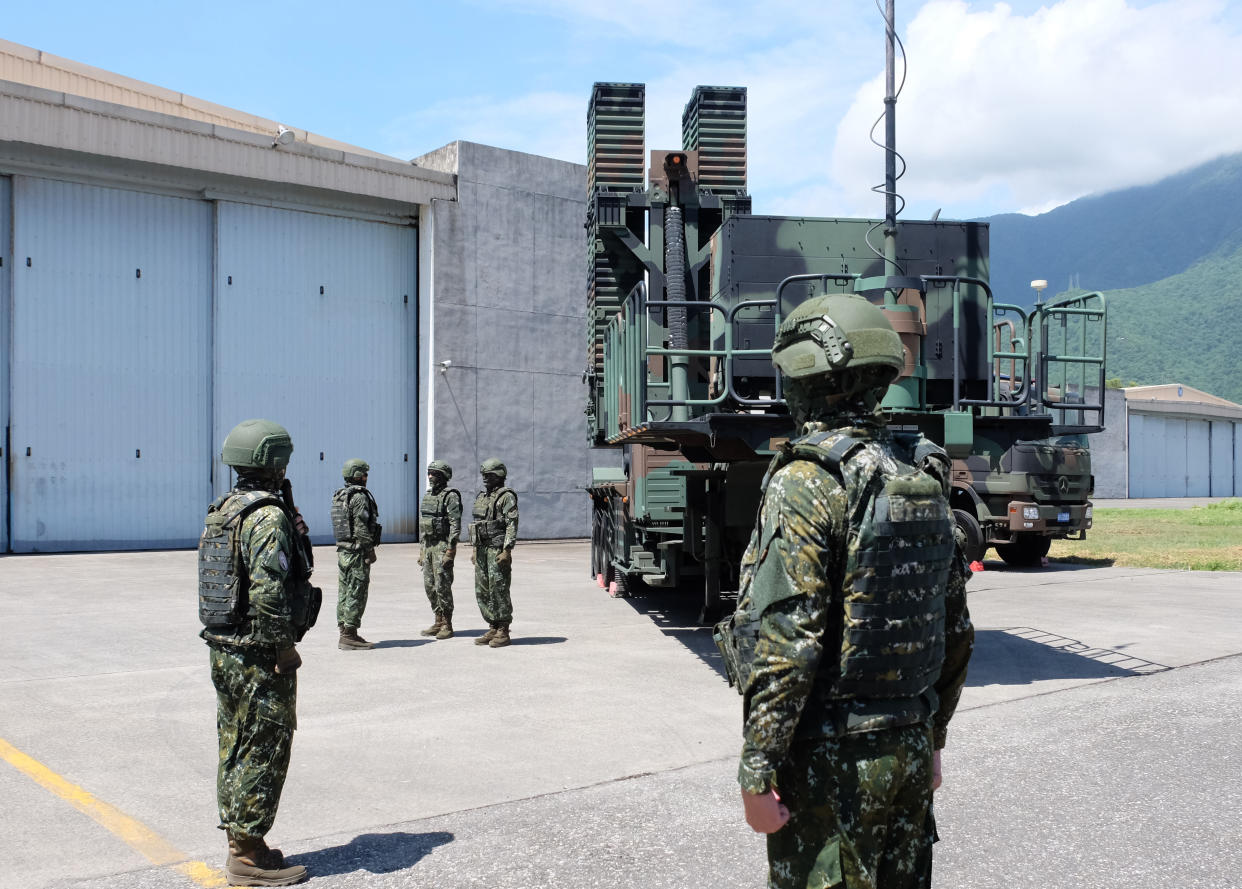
[995, 534, 1052, 567]
[952, 509, 986, 564]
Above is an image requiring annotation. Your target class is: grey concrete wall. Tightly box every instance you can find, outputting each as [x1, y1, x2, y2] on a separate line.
[418, 141, 618, 540]
[1091, 388, 1129, 498]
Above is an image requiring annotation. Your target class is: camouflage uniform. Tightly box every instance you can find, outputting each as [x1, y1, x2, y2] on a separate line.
[200, 484, 299, 844]
[738, 416, 974, 889]
[420, 479, 462, 620]
[334, 483, 380, 631]
[471, 481, 519, 628]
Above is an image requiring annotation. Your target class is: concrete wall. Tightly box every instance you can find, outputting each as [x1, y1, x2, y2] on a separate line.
[418, 142, 618, 540]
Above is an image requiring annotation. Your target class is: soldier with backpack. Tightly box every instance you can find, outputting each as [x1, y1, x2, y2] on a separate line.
[718, 295, 973, 889]
[198, 419, 320, 886]
[418, 459, 462, 639]
[332, 459, 382, 651]
[470, 457, 519, 648]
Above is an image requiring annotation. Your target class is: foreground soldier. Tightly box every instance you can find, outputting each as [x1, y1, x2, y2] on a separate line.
[470, 457, 519, 647]
[418, 459, 462, 639]
[722, 295, 973, 889]
[332, 459, 381, 650]
[199, 419, 320, 887]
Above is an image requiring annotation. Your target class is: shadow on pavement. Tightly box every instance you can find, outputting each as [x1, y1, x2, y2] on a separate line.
[373, 639, 434, 649]
[620, 588, 731, 682]
[288, 830, 454, 876]
[968, 627, 1170, 686]
[509, 636, 568, 646]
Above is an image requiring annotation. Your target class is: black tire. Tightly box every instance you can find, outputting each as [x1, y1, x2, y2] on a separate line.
[952, 508, 986, 565]
[995, 534, 1052, 567]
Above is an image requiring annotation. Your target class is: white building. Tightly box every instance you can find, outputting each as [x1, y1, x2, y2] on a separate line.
[0, 39, 602, 552]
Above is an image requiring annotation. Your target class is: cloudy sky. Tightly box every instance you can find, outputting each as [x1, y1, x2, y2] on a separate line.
[5, 0, 1240, 219]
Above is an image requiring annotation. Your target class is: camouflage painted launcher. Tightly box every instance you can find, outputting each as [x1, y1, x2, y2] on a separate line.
[586, 80, 1111, 605]
[586, 83, 752, 443]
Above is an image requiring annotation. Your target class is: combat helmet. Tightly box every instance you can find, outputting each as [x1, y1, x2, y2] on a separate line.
[427, 459, 452, 481]
[772, 293, 904, 384]
[221, 419, 293, 470]
[342, 458, 370, 482]
[479, 457, 507, 478]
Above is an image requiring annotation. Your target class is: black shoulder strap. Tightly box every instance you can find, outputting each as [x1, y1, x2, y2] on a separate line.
[223, 491, 283, 530]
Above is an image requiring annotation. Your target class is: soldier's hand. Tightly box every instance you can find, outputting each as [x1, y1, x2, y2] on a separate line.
[274, 647, 302, 674]
[932, 749, 943, 791]
[470, 549, 476, 565]
[293, 511, 309, 537]
[445, 547, 456, 564]
[366, 548, 377, 564]
[741, 789, 790, 834]
[497, 549, 512, 566]
[417, 552, 424, 566]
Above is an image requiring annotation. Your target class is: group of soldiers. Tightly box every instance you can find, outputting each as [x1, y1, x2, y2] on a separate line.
[196, 293, 972, 888]
[197, 427, 520, 886]
[328, 455, 519, 651]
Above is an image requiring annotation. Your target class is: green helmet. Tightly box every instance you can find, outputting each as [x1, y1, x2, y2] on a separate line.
[221, 419, 293, 470]
[427, 459, 452, 480]
[342, 458, 370, 482]
[479, 457, 507, 478]
[771, 294, 904, 384]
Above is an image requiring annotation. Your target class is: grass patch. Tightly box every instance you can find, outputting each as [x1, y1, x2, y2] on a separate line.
[1048, 499, 1242, 570]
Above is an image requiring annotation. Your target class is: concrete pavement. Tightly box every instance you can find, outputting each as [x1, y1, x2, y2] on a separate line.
[1, 543, 1239, 888]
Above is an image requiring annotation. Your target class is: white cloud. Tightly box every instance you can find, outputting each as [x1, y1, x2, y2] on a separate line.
[387, 0, 1242, 220]
[828, 0, 1242, 218]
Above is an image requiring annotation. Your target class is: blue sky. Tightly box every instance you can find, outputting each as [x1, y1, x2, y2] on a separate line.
[5, 0, 1241, 219]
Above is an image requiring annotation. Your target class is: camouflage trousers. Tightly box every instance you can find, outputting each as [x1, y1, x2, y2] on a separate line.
[209, 644, 296, 841]
[336, 547, 371, 629]
[767, 723, 936, 889]
[421, 539, 455, 618]
[473, 545, 513, 625]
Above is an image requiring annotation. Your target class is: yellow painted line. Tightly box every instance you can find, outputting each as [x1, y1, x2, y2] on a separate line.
[0, 736, 226, 887]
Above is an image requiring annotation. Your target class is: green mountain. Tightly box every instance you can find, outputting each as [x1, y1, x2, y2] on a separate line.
[977, 152, 1242, 404]
[985, 152, 1242, 304]
[1098, 243, 1242, 405]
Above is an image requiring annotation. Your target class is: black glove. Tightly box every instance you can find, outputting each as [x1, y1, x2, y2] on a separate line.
[275, 646, 302, 674]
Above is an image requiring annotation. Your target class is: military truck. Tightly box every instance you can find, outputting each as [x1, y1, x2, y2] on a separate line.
[585, 59, 1105, 615]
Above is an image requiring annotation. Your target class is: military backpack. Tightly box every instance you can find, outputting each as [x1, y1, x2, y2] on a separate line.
[198, 490, 321, 639]
[715, 430, 954, 709]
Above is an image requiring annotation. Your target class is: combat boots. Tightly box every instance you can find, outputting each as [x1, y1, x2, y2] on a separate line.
[226, 833, 307, 886]
[474, 624, 497, 646]
[435, 616, 454, 640]
[420, 613, 444, 636]
[337, 626, 374, 650]
[489, 623, 511, 648]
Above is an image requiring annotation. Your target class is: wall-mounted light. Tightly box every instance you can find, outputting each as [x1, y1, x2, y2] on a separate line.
[272, 125, 295, 148]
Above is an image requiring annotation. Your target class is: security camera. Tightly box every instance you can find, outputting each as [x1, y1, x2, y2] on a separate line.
[438, 359, 452, 374]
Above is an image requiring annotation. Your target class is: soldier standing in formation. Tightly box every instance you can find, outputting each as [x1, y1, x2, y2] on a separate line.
[470, 457, 519, 648]
[418, 459, 462, 639]
[729, 296, 973, 889]
[332, 459, 381, 651]
[199, 419, 319, 887]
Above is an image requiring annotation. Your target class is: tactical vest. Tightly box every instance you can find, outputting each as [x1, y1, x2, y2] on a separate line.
[420, 487, 461, 541]
[719, 429, 954, 721]
[470, 487, 516, 548]
[331, 484, 381, 545]
[198, 491, 285, 629]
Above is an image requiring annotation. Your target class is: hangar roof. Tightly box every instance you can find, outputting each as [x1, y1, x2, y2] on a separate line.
[0, 38, 455, 216]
